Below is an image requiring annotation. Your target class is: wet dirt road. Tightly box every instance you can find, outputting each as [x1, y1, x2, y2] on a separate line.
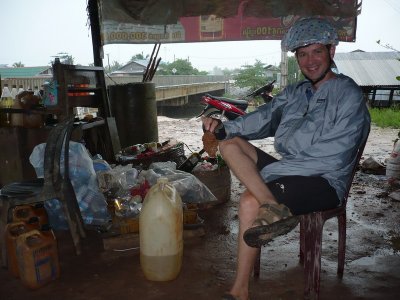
[1, 118, 399, 300]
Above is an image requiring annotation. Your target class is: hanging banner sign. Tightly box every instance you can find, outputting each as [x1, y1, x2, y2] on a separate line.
[97, 0, 360, 45]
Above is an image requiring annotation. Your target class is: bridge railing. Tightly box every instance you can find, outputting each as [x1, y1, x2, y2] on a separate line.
[1, 75, 230, 90]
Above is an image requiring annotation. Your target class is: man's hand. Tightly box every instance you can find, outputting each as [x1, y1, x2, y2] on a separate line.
[201, 116, 221, 133]
[201, 116, 227, 140]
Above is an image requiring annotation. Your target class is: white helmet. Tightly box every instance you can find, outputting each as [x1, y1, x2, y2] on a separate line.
[281, 17, 339, 52]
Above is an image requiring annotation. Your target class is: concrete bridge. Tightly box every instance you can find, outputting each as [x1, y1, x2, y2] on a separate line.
[1, 75, 228, 107]
[106, 75, 228, 106]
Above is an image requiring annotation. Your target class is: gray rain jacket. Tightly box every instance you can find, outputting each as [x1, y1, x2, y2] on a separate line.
[222, 74, 371, 203]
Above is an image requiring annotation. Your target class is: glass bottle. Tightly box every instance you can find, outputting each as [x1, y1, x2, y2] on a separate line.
[8, 85, 22, 126]
[11, 95, 24, 127]
[33, 86, 40, 96]
[17, 84, 25, 100]
[0, 84, 14, 126]
[17, 84, 24, 95]
[177, 149, 205, 173]
[33, 85, 43, 104]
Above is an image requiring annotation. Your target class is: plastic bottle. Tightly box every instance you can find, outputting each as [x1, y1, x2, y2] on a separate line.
[139, 177, 183, 281]
[5, 218, 40, 277]
[0, 84, 14, 126]
[16, 229, 60, 289]
[10, 84, 18, 100]
[177, 149, 205, 173]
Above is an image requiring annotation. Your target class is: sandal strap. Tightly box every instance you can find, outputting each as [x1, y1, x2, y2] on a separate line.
[259, 203, 292, 218]
[254, 203, 292, 226]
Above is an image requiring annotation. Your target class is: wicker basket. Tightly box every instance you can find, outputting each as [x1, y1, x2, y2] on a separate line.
[116, 142, 186, 169]
[193, 165, 231, 206]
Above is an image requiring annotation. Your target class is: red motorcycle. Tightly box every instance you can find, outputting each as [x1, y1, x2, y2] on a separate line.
[197, 80, 275, 121]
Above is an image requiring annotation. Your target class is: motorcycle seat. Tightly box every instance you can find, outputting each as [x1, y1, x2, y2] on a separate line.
[205, 94, 248, 105]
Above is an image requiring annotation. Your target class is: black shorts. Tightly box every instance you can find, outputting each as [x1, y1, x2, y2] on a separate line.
[255, 147, 340, 215]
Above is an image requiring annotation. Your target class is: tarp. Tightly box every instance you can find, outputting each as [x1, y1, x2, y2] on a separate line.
[97, 0, 361, 45]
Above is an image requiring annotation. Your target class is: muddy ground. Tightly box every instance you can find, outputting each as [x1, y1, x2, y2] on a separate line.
[1, 117, 400, 300]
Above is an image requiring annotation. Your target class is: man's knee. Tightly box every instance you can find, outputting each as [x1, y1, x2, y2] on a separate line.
[219, 137, 245, 157]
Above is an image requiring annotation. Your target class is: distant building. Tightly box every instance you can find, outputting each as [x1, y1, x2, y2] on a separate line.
[0, 66, 52, 78]
[110, 59, 149, 76]
[335, 51, 400, 106]
[264, 64, 280, 87]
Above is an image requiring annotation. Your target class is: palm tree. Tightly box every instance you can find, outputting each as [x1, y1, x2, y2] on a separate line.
[12, 62, 24, 67]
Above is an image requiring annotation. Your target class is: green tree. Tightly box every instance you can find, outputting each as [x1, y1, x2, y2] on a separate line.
[159, 59, 207, 75]
[287, 56, 302, 84]
[222, 68, 238, 77]
[61, 55, 74, 65]
[50, 52, 74, 65]
[12, 62, 24, 67]
[233, 60, 266, 91]
[212, 66, 236, 77]
[130, 53, 149, 61]
[108, 61, 123, 73]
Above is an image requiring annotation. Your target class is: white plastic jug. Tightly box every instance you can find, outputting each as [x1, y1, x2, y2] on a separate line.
[387, 139, 400, 185]
[139, 177, 183, 281]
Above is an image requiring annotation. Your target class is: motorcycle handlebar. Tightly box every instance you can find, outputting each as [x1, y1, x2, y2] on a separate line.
[246, 80, 276, 97]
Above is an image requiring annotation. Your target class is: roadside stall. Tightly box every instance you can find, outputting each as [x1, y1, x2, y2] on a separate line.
[0, 0, 361, 291]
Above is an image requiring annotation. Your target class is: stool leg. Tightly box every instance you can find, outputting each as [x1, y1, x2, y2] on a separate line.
[299, 217, 305, 266]
[303, 213, 323, 300]
[253, 247, 261, 277]
[337, 213, 346, 277]
[0, 201, 11, 268]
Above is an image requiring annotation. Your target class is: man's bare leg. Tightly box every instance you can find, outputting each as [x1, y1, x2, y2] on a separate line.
[219, 138, 281, 299]
[219, 137, 278, 207]
[227, 190, 259, 300]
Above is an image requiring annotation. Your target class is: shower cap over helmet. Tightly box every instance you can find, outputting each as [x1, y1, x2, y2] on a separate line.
[281, 17, 339, 52]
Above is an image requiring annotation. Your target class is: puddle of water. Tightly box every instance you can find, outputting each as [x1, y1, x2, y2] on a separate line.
[350, 247, 399, 267]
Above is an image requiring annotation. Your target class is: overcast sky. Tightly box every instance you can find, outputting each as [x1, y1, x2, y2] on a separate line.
[0, 0, 399, 71]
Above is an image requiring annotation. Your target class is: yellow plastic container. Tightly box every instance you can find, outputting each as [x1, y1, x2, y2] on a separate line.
[16, 229, 60, 289]
[5, 220, 39, 277]
[139, 177, 183, 281]
[12, 204, 48, 227]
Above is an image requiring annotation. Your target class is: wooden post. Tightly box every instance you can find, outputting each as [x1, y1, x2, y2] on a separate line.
[280, 51, 288, 89]
[88, 0, 103, 67]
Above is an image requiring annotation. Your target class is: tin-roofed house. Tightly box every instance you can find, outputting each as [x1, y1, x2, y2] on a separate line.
[0, 66, 52, 91]
[110, 59, 149, 76]
[335, 51, 400, 107]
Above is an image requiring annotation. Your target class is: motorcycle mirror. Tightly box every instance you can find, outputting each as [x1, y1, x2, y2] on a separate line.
[247, 80, 276, 97]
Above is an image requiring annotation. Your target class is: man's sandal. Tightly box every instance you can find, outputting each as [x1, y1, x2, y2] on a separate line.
[243, 203, 300, 248]
[221, 294, 239, 300]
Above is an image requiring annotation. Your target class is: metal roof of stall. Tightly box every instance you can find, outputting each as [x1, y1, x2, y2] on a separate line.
[335, 51, 400, 87]
[87, 0, 362, 67]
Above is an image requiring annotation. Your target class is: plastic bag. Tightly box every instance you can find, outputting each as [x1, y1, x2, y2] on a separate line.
[139, 167, 218, 204]
[97, 164, 140, 194]
[29, 141, 111, 230]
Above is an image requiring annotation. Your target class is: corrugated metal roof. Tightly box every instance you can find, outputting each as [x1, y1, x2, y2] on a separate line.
[119, 59, 149, 70]
[0, 66, 51, 78]
[334, 51, 400, 87]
